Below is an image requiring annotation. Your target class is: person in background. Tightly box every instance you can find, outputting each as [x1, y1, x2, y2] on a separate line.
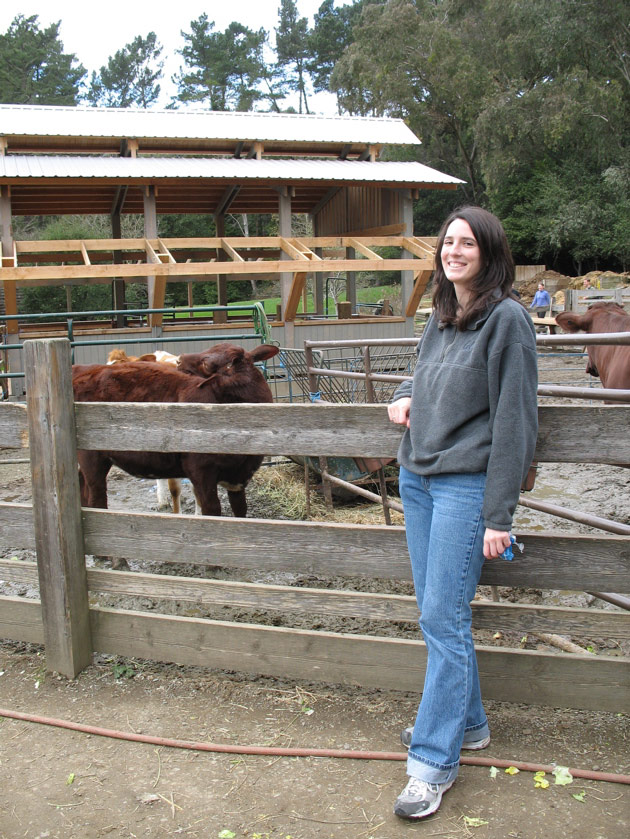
[388, 206, 538, 820]
[529, 282, 552, 317]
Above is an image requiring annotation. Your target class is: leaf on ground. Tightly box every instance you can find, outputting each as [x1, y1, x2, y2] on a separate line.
[505, 766, 520, 775]
[66, 773, 75, 786]
[489, 766, 499, 778]
[463, 816, 489, 827]
[534, 771, 549, 789]
[138, 793, 160, 805]
[572, 790, 586, 802]
[553, 766, 574, 785]
[218, 831, 236, 839]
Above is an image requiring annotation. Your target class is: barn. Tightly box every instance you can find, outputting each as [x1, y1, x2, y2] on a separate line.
[0, 105, 462, 392]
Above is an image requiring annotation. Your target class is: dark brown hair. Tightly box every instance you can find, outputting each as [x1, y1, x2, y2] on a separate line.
[432, 206, 519, 330]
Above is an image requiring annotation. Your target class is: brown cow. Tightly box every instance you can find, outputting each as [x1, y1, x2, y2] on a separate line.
[555, 302, 630, 389]
[73, 343, 279, 568]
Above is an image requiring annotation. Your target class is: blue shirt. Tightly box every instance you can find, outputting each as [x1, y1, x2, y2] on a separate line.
[530, 289, 551, 308]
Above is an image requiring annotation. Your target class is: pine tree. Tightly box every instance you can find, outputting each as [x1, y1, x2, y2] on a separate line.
[174, 14, 267, 111]
[275, 0, 312, 114]
[86, 33, 163, 108]
[0, 14, 85, 105]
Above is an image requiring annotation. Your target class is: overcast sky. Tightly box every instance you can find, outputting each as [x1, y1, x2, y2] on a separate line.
[1, 0, 338, 112]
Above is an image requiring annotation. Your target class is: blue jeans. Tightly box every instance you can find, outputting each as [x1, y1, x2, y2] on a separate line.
[399, 466, 490, 785]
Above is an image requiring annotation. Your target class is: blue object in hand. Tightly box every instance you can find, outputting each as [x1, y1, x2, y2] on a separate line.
[499, 534, 524, 561]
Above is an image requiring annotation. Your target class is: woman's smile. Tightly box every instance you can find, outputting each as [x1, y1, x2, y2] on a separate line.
[441, 218, 482, 303]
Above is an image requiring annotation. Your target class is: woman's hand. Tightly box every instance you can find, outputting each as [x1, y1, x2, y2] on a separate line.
[388, 397, 411, 428]
[483, 528, 511, 560]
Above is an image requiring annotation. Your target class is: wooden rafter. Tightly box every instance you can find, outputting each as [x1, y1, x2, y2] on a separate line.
[2, 236, 435, 287]
[405, 269, 434, 318]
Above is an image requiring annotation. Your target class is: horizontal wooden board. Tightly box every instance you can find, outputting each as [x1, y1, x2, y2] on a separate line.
[73, 402, 630, 463]
[74, 402, 404, 458]
[4, 560, 628, 639]
[81, 510, 630, 592]
[0, 596, 43, 643]
[0, 503, 35, 549]
[88, 606, 629, 713]
[1, 503, 628, 592]
[1, 597, 626, 710]
[4, 399, 630, 462]
[0, 403, 28, 450]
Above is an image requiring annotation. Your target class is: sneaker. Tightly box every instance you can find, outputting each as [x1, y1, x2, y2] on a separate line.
[401, 726, 490, 751]
[393, 776, 454, 819]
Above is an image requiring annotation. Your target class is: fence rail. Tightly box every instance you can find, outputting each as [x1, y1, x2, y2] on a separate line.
[0, 337, 628, 712]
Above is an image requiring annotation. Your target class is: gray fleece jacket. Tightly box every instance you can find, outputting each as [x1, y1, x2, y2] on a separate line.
[392, 296, 538, 531]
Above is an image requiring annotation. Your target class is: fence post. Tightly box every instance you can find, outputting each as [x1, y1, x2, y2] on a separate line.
[565, 289, 578, 311]
[24, 337, 92, 677]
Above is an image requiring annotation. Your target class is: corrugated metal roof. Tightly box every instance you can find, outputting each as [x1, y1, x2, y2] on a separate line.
[0, 155, 463, 185]
[0, 104, 421, 145]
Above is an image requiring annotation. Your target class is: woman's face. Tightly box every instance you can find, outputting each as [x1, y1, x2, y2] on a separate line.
[441, 218, 483, 303]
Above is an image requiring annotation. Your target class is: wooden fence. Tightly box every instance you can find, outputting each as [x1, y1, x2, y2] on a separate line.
[0, 338, 629, 712]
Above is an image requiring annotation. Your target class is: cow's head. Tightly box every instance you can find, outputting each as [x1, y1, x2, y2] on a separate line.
[555, 302, 627, 380]
[177, 343, 279, 398]
[556, 302, 626, 334]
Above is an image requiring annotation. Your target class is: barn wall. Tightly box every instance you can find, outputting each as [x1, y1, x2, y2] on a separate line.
[314, 187, 399, 235]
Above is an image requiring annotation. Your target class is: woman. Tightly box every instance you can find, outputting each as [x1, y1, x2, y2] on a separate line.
[388, 206, 538, 820]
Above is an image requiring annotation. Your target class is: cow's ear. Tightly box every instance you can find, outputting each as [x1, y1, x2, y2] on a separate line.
[250, 344, 280, 362]
[196, 375, 217, 390]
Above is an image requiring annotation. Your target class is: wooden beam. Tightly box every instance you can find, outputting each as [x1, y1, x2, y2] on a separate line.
[346, 237, 382, 260]
[220, 238, 244, 262]
[402, 236, 436, 259]
[338, 144, 351, 160]
[214, 184, 241, 216]
[405, 268, 434, 317]
[247, 141, 263, 159]
[283, 271, 308, 321]
[279, 237, 310, 261]
[156, 239, 176, 264]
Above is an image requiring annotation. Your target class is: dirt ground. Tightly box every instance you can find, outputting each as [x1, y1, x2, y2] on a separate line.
[0, 640, 628, 839]
[1, 349, 629, 839]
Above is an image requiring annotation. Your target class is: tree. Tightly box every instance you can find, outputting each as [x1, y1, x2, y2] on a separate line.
[329, 0, 629, 271]
[330, 1, 490, 203]
[0, 14, 85, 104]
[86, 33, 164, 108]
[275, 0, 312, 113]
[308, 0, 365, 94]
[175, 15, 266, 110]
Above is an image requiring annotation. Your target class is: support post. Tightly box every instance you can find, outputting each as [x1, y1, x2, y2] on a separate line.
[314, 247, 325, 316]
[144, 185, 164, 327]
[346, 246, 357, 313]
[24, 338, 92, 677]
[213, 213, 228, 322]
[399, 190, 415, 332]
[111, 202, 126, 327]
[278, 189, 294, 346]
[1, 184, 18, 336]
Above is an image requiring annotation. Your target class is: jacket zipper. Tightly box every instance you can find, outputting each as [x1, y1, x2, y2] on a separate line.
[439, 327, 457, 362]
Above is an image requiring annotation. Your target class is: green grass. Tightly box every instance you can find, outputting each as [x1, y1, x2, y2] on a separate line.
[170, 284, 399, 318]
